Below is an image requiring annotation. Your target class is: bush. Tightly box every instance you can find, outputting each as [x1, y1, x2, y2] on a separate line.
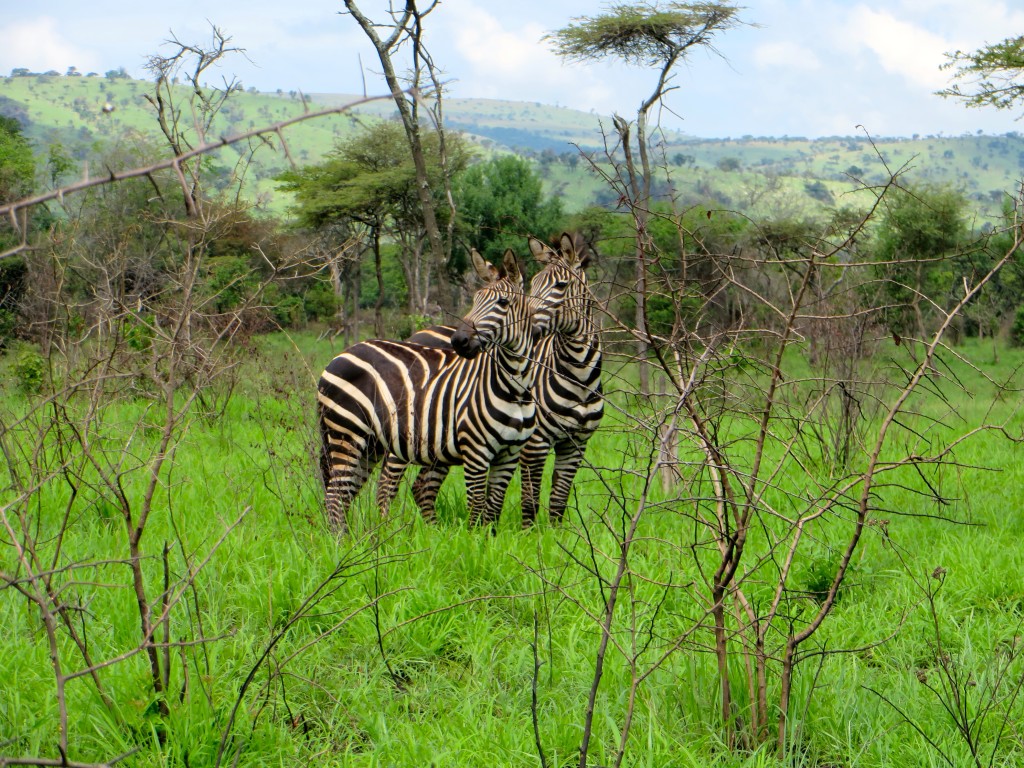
[303, 283, 339, 322]
[125, 314, 154, 351]
[395, 314, 435, 340]
[1011, 306, 1024, 346]
[11, 342, 45, 394]
[0, 307, 16, 350]
[208, 256, 258, 313]
[273, 295, 306, 329]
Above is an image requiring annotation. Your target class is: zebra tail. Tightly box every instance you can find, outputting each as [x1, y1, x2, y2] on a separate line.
[318, 402, 332, 490]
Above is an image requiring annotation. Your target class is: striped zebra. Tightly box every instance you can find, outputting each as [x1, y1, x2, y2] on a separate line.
[317, 248, 549, 533]
[377, 233, 603, 526]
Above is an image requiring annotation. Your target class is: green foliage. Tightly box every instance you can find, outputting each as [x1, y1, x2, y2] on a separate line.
[207, 256, 259, 313]
[395, 313, 435, 340]
[273, 294, 306, 329]
[1011, 306, 1024, 346]
[11, 342, 45, 394]
[302, 282, 339, 322]
[259, 275, 342, 331]
[0, 308, 16, 350]
[716, 155, 741, 172]
[0, 114, 34, 203]
[278, 121, 464, 230]
[873, 183, 970, 335]
[45, 141, 75, 188]
[804, 179, 835, 204]
[124, 314, 154, 351]
[940, 35, 1024, 113]
[546, 2, 743, 67]
[455, 155, 564, 263]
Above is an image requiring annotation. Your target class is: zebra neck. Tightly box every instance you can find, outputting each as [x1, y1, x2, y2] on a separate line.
[489, 340, 536, 400]
[552, 319, 601, 363]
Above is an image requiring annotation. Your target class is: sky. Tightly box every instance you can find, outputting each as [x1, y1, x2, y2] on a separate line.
[2, 0, 1024, 139]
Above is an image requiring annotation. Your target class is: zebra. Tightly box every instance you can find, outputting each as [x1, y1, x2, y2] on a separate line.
[376, 232, 603, 526]
[317, 247, 552, 533]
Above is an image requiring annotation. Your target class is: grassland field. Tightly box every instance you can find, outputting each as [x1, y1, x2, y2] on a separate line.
[2, 330, 1024, 767]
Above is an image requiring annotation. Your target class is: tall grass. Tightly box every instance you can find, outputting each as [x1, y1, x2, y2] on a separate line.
[2, 333, 1023, 767]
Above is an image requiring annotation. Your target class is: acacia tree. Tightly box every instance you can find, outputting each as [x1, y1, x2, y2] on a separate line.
[278, 121, 467, 333]
[547, 1, 744, 393]
[342, 0, 458, 309]
[939, 34, 1024, 113]
[873, 183, 970, 341]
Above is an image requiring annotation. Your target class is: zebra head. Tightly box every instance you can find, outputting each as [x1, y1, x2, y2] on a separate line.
[528, 232, 593, 338]
[451, 248, 531, 359]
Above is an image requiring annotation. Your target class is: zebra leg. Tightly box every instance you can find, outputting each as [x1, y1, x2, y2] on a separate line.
[376, 455, 408, 517]
[519, 435, 551, 528]
[481, 459, 519, 527]
[548, 437, 588, 523]
[411, 465, 450, 523]
[464, 461, 492, 527]
[323, 437, 372, 533]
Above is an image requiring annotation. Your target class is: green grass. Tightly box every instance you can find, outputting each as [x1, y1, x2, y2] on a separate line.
[2, 333, 1024, 766]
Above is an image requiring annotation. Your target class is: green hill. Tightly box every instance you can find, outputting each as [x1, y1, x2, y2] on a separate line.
[2, 72, 1022, 221]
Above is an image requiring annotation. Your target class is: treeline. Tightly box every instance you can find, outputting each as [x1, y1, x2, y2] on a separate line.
[2, 89, 1024, 379]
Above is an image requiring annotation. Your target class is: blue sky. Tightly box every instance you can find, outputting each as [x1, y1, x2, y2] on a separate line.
[3, 1, 1024, 138]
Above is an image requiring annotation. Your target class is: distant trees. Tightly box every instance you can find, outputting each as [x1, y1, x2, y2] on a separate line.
[873, 183, 970, 340]
[279, 124, 568, 332]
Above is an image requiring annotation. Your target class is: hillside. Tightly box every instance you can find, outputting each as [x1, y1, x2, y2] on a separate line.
[2, 72, 1022, 221]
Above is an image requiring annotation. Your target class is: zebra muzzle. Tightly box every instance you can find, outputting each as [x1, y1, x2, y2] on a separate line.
[451, 327, 482, 359]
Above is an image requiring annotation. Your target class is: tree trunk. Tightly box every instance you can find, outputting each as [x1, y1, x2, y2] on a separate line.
[343, 1, 454, 311]
[372, 226, 385, 338]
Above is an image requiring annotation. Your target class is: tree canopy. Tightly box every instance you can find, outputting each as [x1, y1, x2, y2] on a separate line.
[278, 121, 462, 231]
[545, 2, 742, 69]
[455, 155, 564, 264]
[0, 116, 35, 205]
[939, 35, 1024, 113]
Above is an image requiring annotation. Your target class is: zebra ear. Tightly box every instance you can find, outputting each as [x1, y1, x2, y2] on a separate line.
[529, 236, 555, 264]
[502, 249, 523, 286]
[471, 248, 500, 283]
[561, 232, 591, 270]
[559, 232, 578, 266]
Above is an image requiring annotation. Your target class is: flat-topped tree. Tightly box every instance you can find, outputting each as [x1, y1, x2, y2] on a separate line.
[547, 6, 746, 763]
[546, 2, 744, 395]
[939, 35, 1024, 115]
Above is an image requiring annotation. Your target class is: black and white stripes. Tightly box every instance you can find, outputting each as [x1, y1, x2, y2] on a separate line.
[317, 249, 545, 532]
[377, 233, 603, 526]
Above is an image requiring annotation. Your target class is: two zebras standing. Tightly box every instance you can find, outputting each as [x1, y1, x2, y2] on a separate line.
[317, 233, 603, 533]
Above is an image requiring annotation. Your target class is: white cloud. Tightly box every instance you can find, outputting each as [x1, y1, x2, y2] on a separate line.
[847, 6, 950, 90]
[444, 3, 561, 90]
[752, 41, 822, 71]
[0, 17, 98, 75]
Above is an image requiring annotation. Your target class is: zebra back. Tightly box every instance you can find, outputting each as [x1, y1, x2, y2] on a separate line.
[381, 232, 603, 525]
[318, 248, 540, 531]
